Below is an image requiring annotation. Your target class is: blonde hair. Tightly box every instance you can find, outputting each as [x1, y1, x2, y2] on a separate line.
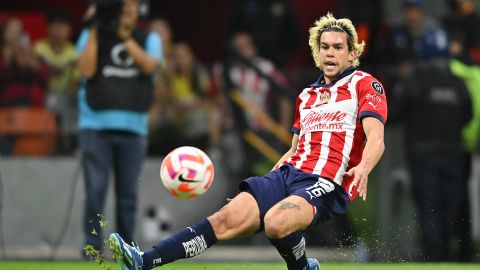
[308, 13, 365, 69]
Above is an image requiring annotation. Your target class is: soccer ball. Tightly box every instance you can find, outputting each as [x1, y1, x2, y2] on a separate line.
[160, 146, 214, 199]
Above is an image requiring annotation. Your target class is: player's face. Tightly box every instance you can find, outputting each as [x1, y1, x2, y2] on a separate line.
[318, 31, 355, 83]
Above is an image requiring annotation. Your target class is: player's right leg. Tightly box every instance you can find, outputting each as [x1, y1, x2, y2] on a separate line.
[207, 191, 260, 239]
[108, 191, 261, 270]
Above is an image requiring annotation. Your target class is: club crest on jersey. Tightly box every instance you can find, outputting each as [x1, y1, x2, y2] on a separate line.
[371, 81, 384, 95]
[320, 89, 331, 103]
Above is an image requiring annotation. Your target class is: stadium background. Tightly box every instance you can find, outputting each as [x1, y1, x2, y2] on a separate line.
[0, 0, 479, 264]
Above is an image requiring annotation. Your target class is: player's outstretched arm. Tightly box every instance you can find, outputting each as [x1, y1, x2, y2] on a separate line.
[345, 117, 385, 200]
[272, 134, 299, 170]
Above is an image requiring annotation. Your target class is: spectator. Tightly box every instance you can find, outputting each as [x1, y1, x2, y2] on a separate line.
[389, 40, 472, 261]
[0, 17, 47, 107]
[448, 37, 479, 261]
[147, 18, 174, 153]
[76, 0, 162, 253]
[213, 32, 292, 176]
[226, 0, 299, 67]
[149, 42, 218, 155]
[385, 0, 449, 65]
[443, 0, 480, 63]
[149, 18, 173, 67]
[0, 17, 49, 155]
[34, 9, 80, 154]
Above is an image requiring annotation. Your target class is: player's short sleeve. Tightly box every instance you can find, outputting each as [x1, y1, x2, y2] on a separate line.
[291, 96, 302, 134]
[356, 76, 388, 124]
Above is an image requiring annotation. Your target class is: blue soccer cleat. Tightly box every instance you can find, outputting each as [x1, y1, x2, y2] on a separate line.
[307, 257, 320, 270]
[108, 233, 144, 270]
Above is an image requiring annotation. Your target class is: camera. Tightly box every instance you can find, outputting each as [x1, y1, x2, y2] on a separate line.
[86, 0, 125, 34]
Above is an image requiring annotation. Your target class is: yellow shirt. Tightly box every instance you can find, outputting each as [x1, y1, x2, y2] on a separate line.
[34, 39, 80, 92]
[171, 66, 210, 103]
[171, 74, 198, 103]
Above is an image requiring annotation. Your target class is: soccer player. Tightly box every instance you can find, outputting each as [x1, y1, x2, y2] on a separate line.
[108, 13, 387, 270]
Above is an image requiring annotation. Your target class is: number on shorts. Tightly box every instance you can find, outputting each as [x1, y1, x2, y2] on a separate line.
[306, 178, 335, 199]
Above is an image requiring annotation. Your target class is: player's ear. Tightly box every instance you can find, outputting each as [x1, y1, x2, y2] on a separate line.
[348, 51, 355, 63]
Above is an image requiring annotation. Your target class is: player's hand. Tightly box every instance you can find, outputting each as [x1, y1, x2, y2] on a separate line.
[345, 164, 369, 201]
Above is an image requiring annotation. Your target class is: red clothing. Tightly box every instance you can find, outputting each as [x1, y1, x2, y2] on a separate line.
[0, 52, 47, 106]
[285, 67, 388, 201]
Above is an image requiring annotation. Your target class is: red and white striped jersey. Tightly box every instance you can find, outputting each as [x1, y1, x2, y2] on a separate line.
[285, 67, 387, 201]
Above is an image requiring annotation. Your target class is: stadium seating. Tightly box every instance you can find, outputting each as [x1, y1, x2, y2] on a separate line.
[0, 107, 58, 156]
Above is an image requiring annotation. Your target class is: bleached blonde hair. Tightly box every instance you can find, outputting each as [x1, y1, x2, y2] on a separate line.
[308, 13, 365, 69]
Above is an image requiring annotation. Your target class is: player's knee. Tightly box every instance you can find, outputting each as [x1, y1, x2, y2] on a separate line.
[207, 210, 230, 240]
[264, 214, 289, 239]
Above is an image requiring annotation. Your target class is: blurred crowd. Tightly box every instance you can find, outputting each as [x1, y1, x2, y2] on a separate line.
[1, 0, 480, 262]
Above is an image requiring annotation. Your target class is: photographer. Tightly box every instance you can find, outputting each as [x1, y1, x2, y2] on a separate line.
[76, 0, 162, 253]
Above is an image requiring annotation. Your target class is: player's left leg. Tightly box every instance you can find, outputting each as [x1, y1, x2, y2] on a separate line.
[264, 174, 349, 270]
[264, 195, 315, 270]
[264, 195, 314, 238]
[139, 191, 260, 270]
[108, 191, 261, 270]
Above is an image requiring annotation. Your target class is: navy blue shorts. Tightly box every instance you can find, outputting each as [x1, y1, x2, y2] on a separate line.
[239, 164, 350, 231]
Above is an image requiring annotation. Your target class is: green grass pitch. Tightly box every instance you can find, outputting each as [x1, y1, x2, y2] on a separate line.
[0, 262, 480, 270]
